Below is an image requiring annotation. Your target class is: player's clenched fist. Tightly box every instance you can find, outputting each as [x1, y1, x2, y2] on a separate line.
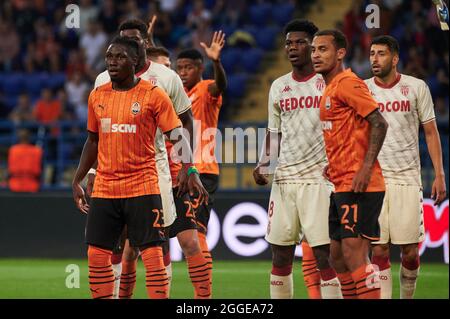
[253, 165, 269, 185]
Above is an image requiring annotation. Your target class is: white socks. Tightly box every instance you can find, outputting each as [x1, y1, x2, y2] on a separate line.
[111, 262, 122, 299]
[378, 268, 392, 299]
[400, 265, 419, 299]
[320, 277, 343, 299]
[270, 273, 293, 299]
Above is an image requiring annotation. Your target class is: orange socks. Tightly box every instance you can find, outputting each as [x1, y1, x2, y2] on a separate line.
[87, 245, 114, 299]
[119, 259, 137, 299]
[186, 252, 212, 299]
[198, 232, 213, 287]
[141, 246, 169, 299]
[337, 272, 357, 299]
[351, 264, 380, 299]
[301, 241, 321, 299]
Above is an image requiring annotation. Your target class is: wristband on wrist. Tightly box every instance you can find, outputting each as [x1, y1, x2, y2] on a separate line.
[88, 168, 96, 175]
[187, 166, 199, 176]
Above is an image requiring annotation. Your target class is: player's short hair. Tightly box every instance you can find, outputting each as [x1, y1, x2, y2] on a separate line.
[314, 29, 347, 50]
[283, 19, 319, 40]
[110, 36, 139, 58]
[371, 35, 400, 55]
[118, 18, 148, 39]
[177, 49, 203, 62]
[146, 46, 170, 58]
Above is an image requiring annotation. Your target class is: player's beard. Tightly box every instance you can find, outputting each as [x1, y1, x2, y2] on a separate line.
[373, 60, 393, 79]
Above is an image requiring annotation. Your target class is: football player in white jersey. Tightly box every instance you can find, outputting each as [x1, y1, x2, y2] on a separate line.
[253, 19, 341, 299]
[366, 35, 447, 299]
[86, 19, 210, 299]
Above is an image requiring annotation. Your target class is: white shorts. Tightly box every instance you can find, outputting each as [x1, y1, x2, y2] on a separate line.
[374, 184, 424, 245]
[265, 183, 332, 247]
[158, 173, 176, 227]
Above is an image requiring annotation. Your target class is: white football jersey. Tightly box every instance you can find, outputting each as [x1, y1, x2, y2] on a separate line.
[268, 72, 328, 183]
[94, 61, 192, 176]
[365, 74, 435, 186]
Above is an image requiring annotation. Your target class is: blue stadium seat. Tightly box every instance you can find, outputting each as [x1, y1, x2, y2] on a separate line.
[249, 3, 272, 27]
[226, 73, 248, 98]
[272, 3, 295, 26]
[24, 73, 48, 97]
[47, 73, 66, 90]
[2, 73, 24, 96]
[221, 48, 242, 73]
[240, 48, 264, 73]
[5, 95, 19, 110]
[254, 26, 279, 50]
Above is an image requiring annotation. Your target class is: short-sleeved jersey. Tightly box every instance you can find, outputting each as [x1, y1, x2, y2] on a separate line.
[268, 72, 328, 183]
[365, 74, 435, 186]
[319, 69, 385, 193]
[95, 61, 191, 177]
[87, 79, 181, 198]
[188, 79, 223, 175]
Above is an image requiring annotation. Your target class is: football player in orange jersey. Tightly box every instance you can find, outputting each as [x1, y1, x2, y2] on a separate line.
[72, 36, 207, 299]
[312, 29, 389, 299]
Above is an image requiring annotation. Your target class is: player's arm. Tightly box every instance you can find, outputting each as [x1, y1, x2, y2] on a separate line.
[176, 109, 195, 195]
[254, 83, 281, 185]
[423, 120, 447, 205]
[147, 15, 157, 47]
[352, 110, 388, 192]
[201, 31, 227, 97]
[254, 130, 281, 185]
[72, 131, 99, 213]
[154, 87, 208, 204]
[340, 78, 388, 192]
[165, 128, 208, 204]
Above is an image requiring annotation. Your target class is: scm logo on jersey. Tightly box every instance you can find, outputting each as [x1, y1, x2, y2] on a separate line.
[111, 123, 137, 133]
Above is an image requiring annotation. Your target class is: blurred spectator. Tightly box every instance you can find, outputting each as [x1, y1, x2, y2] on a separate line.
[32, 88, 61, 126]
[350, 46, 371, 79]
[78, 0, 99, 34]
[0, 20, 20, 72]
[64, 72, 89, 121]
[11, 0, 38, 45]
[148, 0, 173, 46]
[187, 0, 212, 30]
[122, 0, 143, 21]
[65, 49, 88, 80]
[8, 93, 33, 124]
[79, 20, 108, 73]
[98, 0, 120, 34]
[8, 128, 43, 192]
[435, 97, 449, 127]
[56, 89, 76, 122]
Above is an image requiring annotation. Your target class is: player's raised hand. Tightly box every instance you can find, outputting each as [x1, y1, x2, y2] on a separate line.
[253, 165, 269, 186]
[147, 15, 157, 45]
[200, 30, 226, 62]
[86, 173, 95, 197]
[187, 173, 209, 205]
[72, 182, 89, 214]
[351, 165, 372, 193]
[431, 174, 447, 206]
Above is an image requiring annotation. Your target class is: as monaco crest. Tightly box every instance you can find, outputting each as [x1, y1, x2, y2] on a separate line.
[400, 85, 409, 97]
[148, 76, 157, 85]
[131, 102, 141, 115]
[316, 78, 325, 92]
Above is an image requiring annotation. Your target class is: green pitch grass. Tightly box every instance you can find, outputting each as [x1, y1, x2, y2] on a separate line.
[0, 259, 447, 299]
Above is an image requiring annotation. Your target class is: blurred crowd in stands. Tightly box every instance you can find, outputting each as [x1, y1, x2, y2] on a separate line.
[0, 0, 448, 191]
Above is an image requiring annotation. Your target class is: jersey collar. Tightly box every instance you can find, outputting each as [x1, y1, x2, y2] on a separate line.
[374, 72, 401, 89]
